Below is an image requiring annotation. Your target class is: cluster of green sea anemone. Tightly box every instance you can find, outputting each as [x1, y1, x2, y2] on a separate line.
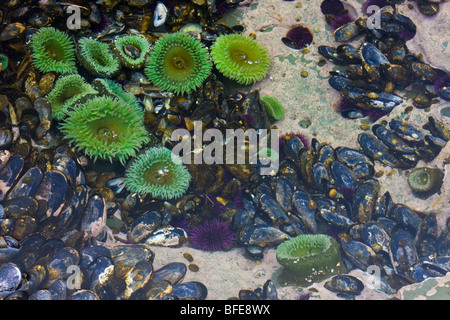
[407, 167, 444, 198]
[46, 74, 98, 120]
[78, 37, 121, 77]
[30, 27, 77, 74]
[260, 95, 285, 123]
[276, 234, 345, 283]
[60, 95, 150, 165]
[145, 32, 212, 95]
[210, 34, 271, 85]
[112, 34, 151, 69]
[124, 146, 191, 200]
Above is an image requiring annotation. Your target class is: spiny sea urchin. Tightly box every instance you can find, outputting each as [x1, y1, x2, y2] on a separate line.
[112, 34, 151, 69]
[189, 219, 236, 251]
[30, 27, 77, 74]
[145, 32, 212, 95]
[276, 234, 344, 281]
[78, 37, 121, 77]
[211, 34, 271, 85]
[60, 95, 149, 164]
[46, 74, 98, 120]
[124, 146, 191, 199]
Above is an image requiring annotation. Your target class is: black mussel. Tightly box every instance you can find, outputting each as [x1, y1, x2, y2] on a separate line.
[351, 178, 379, 223]
[29, 289, 52, 300]
[317, 143, 334, 165]
[339, 233, 377, 270]
[380, 64, 411, 86]
[424, 116, 450, 141]
[313, 162, 332, 193]
[324, 275, 364, 298]
[239, 289, 260, 300]
[389, 229, 418, 276]
[121, 260, 153, 299]
[0, 235, 21, 261]
[358, 132, 413, 169]
[232, 206, 256, 231]
[138, 280, 173, 300]
[239, 224, 290, 247]
[408, 62, 437, 83]
[0, 128, 12, 149]
[361, 221, 390, 254]
[315, 197, 354, 229]
[273, 177, 295, 213]
[244, 245, 264, 260]
[34, 170, 68, 218]
[372, 124, 416, 154]
[150, 262, 186, 286]
[411, 261, 448, 283]
[334, 21, 363, 42]
[391, 204, 422, 235]
[3, 196, 39, 219]
[281, 134, 306, 160]
[0, 262, 22, 294]
[414, 135, 446, 162]
[88, 256, 115, 293]
[262, 279, 278, 300]
[259, 193, 290, 227]
[69, 289, 99, 300]
[172, 281, 207, 300]
[46, 247, 80, 284]
[80, 245, 111, 270]
[109, 244, 154, 279]
[7, 167, 43, 200]
[334, 147, 374, 180]
[0, 155, 24, 201]
[46, 279, 67, 300]
[376, 217, 397, 236]
[360, 42, 390, 67]
[416, 234, 437, 258]
[330, 160, 359, 191]
[81, 193, 106, 239]
[128, 211, 162, 243]
[144, 227, 187, 247]
[291, 189, 317, 233]
[373, 191, 394, 218]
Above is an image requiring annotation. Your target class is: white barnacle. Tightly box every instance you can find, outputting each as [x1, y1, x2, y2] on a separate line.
[154, 1, 168, 27]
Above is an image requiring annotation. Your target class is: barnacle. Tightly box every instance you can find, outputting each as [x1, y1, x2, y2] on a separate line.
[260, 95, 285, 123]
[125, 146, 191, 199]
[60, 96, 149, 165]
[210, 34, 270, 85]
[276, 234, 344, 281]
[46, 74, 98, 120]
[112, 34, 151, 69]
[407, 167, 444, 198]
[145, 32, 212, 95]
[78, 37, 121, 77]
[30, 27, 77, 74]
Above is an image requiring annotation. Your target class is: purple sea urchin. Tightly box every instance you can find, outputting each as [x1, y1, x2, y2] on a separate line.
[46, 74, 98, 120]
[60, 95, 149, 164]
[30, 27, 76, 74]
[210, 34, 270, 85]
[189, 219, 236, 251]
[124, 147, 191, 199]
[145, 33, 212, 95]
[78, 37, 121, 77]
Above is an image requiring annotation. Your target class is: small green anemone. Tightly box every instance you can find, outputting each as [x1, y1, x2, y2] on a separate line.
[125, 147, 191, 200]
[276, 234, 344, 282]
[260, 95, 285, 123]
[112, 34, 151, 69]
[92, 78, 138, 108]
[210, 34, 271, 85]
[145, 32, 212, 95]
[30, 27, 77, 74]
[78, 37, 121, 77]
[407, 167, 444, 198]
[60, 95, 149, 164]
[46, 74, 98, 120]
[0, 54, 9, 72]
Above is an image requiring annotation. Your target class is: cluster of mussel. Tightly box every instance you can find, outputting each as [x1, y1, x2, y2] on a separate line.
[319, 5, 450, 119]
[358, 116, 449, 169]
[0, 141, 208, 299]
[231, 131, 450, 291]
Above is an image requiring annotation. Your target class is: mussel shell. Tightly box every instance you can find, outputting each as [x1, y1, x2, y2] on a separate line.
[172, 281, 207, 300]
[121, 260, 153, 299]
[149, 262, 186, 286]
[351, 178, 379, 223]
[324, 275, 364, 297]
[372, 124, 416, 154]
[80, 245, 112, 270]
[259, 193, 290, 226]
[34, 170, 68, 217]
[391, 204, 422, 235]
[389, 229, 418, 276]
[3, 196, 38, 219]
[330, 160, 359, 191]
[361, 221, 390, 254]
[81, 193, 106, 238]
[315, 197, 354, 229]
[0, 262, 22, 293]
[291, 189, 317, 233]
[46, 247, 80, 283]
[88, 256, 115, 293]
[239, 224, 290, 247]
[360, 42, 390, 67]
[128, 211, 162, 243]
[7, 167, 43, 199]
[0, 155, 24, 200]
[69, 289, 99, 300]
[109, 244, 154, 279]
[339, 234, 377, 270]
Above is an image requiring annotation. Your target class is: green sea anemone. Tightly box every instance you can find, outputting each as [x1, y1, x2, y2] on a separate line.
[125, 147, 191, 199]
[260, 95, 285, 123]
[60, 95, 149, 164]
[30, 27, 77, 74]
[78, 37, 121, 77]
[92, 78, 138, 108]
[276, 234, 345, 282]
[407, 167, 444, 198]
[210, 34, 271, 85]
[46, 74, 98, 120]
[0, 54, 9, 72]
[145, 32, 212, 95]
[112, 34, 151, 69]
